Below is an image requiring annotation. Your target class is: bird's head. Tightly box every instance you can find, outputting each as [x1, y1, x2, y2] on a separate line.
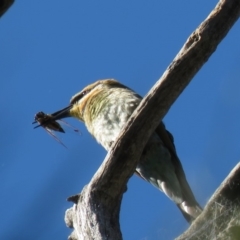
[50, 79, 128, 123]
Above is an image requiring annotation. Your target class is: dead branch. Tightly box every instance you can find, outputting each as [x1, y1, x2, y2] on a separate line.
[0, 0, 14, 18]
[176, 162, 240, 240]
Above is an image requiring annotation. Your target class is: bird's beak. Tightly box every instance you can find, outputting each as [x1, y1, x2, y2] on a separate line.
[50, 102, 84, 122]
[51, 105, 73, 120]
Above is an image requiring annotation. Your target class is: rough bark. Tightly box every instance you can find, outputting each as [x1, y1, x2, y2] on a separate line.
[64, 0, 240, 239]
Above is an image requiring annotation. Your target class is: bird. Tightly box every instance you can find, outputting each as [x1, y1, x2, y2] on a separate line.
[47, 79, 202, 223]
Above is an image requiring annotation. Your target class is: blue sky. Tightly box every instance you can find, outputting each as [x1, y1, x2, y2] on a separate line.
[1, 1, 240, 239]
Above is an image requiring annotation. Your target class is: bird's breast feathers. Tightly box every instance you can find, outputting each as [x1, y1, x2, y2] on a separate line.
[85, 88, 141, 150]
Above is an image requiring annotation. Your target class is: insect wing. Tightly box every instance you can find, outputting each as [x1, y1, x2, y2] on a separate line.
[58, 120, 81, 135]
[44, 127, 67, 148]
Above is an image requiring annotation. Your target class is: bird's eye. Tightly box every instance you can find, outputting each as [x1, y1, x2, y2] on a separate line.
[81, 90, 87, 96]
[70, 89, 90, 104]
[79, 90, 90, 98]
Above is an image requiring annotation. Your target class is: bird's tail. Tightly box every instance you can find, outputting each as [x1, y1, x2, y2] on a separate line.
[177, 201, 202, 223]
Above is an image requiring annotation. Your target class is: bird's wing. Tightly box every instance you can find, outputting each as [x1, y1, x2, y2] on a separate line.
[155, 122, 199, 206]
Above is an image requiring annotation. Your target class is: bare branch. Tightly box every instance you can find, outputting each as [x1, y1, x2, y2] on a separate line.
[0, 0, 14, 18]
[65, 0, 240, 239]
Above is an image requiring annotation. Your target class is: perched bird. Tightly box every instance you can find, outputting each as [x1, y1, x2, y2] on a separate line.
[48, 79, 202, 223]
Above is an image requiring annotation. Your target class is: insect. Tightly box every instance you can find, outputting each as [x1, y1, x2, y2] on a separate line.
[33, 111, 80, 148]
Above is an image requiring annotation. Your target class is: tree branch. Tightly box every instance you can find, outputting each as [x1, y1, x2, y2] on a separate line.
[176, 162, 240, 240]
[65, 0, 240, 239]
[0, 0, 14, 18]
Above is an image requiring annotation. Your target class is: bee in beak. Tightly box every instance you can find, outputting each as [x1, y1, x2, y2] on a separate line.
[33, 105, 79, 148]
